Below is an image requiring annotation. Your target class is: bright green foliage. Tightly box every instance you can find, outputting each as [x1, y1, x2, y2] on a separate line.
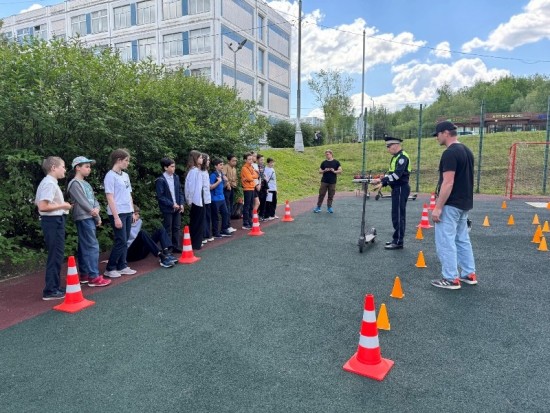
[267, 121, 315, 148]
[0, 38, 268, 269]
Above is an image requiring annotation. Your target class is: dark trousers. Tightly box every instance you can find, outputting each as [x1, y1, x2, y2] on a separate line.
[161, 211, 181, 251]
[266, 191, 278, 217]
[203, 203, 212, 238]
[107, 213, 132, 271]
[189, 203, 204, 250]
[243, 190, 254, 227]
[40, 215, 66, 295]
[258, 190, 268, 218]
[211, 200, 230, 236]
[127, 228, 171, 262]
[224, 187, 235, 218]
[317, 182, 336, 207]
[391, 184, 410, 245]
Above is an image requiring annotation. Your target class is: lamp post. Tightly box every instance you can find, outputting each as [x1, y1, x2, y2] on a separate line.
[370, 98, 375, 140]
[227, 39, 247, 91]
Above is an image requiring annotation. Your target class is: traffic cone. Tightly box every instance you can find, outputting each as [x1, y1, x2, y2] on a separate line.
[532, 214, 540, 225]
[547, 201, 550, 209]
[178, 226, 201, 264]
[543, 221, 550, 233]
[343, 294, 394, 381]
[531, 225, 542, 244]
[249, 209, 265, 236]
[282, 200, 295, 222]
[415, 251, 427, 268]
[415, 227, 423, 240]
[538, 236, 548, 252]
[507, 214, 515, 226]
[482, 216, 490, 227]
[377, 304, 390, 331]
[390, 277, 404, 299]
[428, 193, 436, 210]
[501, 200, 507, 209]
[417, 203, 433, 229]
[53, 256, 95, 314]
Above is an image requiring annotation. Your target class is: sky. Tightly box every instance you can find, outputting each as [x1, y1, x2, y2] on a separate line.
[2, 0, 550, 118]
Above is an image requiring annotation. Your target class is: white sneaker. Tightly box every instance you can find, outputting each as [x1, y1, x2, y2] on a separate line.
[118, 267, 137, 275]
[267, 217, 275, 221]
[104, 270, 122, 278]
[202, 240, 208, 244]
[273, 215, 279, 219]
[227, 227, 237, 233]
[207, 237, 215, 242]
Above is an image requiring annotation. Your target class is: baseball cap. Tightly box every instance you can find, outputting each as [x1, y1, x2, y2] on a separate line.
[71, 156, 96, 169]
[432, 121, 457, 136]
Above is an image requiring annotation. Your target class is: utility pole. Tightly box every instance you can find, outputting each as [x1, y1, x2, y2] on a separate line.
[294, 0, 304, 152]
[360, 30, 366, 175]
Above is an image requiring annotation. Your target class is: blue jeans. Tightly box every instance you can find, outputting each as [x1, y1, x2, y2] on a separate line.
[435, 205, 476, 280]
[40, 215, 66, 295]
[107, 213, 132, 271]
[76, 218, 100, 277]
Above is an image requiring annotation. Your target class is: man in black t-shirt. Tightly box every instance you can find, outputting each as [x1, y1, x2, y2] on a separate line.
[314, 149, 342, 213]
[430, 121, 477, 290]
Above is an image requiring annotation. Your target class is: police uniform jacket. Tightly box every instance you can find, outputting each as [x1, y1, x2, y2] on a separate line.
[381, 150, 411, 188]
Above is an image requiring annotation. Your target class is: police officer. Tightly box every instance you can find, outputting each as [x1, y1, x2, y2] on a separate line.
[371, 136, 411, 250]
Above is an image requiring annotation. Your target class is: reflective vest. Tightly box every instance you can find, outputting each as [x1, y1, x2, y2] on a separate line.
[389, 150, 411, 174]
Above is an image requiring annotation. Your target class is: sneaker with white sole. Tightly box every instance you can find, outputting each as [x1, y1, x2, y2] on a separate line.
[431, 278, 461, 290]
[227, 227, 237, 233]
[118, 267, 137, 275]
[88, 276, 112, 287]
[459, 273, 478, 285]
[207, 237, 215, 242]
[104, 270, 122, 278]
[159, 256, 175, 268]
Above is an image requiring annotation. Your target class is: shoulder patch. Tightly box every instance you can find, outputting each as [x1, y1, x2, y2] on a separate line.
[398, 158, 405, 165]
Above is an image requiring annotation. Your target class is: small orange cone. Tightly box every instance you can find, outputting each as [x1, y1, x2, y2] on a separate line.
[249, 209, 265, 236]
[178, 226, 201, 264]
[542, 221, 550, 233]
[415, 251, 427, 268]
[538, 236, 548, 251]
[507, 214, 515, 226]
[417, 203, 433, 229]
[415, 227, 423, 240]
[53, 256, 95, 314]
[390, 277, 404, 299]
[282, 200, 295, 222]
[377, 304, 390, 331]
[343, 294, 394, 381]
[482, 216, 490, 227]
[501, 200, 507, 209]
[428, 193, 436, 211]
[532, 214, 540, 225]
[531, 225, 543, 243]
[547, 201, 550, 209]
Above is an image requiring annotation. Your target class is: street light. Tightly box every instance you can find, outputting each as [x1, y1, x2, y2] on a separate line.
[226, 39, 247, 91]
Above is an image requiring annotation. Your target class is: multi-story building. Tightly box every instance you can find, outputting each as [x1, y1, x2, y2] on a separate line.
[1, 0, 292, 122]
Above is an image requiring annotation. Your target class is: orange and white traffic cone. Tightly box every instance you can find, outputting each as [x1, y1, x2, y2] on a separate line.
[178, 226, 201, 264]
[249, 209, 265, 236]
[343, 294, 394, 381]
[417, 203, 433, 229]
[428, 193, 436, 210]
[282, 200, 295, 222]
[53, 256, 95, 314]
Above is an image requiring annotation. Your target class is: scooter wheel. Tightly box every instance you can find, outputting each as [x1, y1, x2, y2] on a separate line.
[375, 194, 380, 200]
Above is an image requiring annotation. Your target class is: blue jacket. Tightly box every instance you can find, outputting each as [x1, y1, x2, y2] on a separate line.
[155, 174, 185, 213]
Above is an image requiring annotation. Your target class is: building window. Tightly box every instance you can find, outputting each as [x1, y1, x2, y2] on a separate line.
[163, 0, 182, 20]
[189, 0, 210, 15]
[189, 27, 210, 54]
[91, 10, 108, 34]
[138, 37, 157, 60]
[257, 14, 265, 41]
[16, 28, 31, 43]
[191, 67, 212, 79]
[34, 24, 48, 40]
[164, 33, 183, 57]
[257, 48, 265, 74]
[71, 14, 87, 36]
[137, 1, 156, 25]
[115, 41, 132, 62]
[258, 81, 265, 107]
[3, 31, 14, 42]
[114, 6, 131, 30]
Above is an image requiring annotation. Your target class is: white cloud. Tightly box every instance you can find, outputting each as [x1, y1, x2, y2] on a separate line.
[20, 4, 43, 14]
[431, 41, 451, 58]
[462, 0, 550, 52]
[267, 1, 426, 79]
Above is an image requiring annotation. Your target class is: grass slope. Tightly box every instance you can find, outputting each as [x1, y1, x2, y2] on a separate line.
[260, 131, 549, 201]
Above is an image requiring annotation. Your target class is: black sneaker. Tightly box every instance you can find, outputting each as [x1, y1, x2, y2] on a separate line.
[220, 231, 232, 237]
[42, 290, 65, 301]
[159, 255, 175, 268]
[431, 278, 461, 290]
[459, 273, 478, 285]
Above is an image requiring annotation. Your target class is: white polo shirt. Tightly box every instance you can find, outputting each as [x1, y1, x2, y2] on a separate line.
[35, 175, 67, 216]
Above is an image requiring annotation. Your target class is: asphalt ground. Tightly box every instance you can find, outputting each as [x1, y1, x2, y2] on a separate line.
[1, 193, 549, 412]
